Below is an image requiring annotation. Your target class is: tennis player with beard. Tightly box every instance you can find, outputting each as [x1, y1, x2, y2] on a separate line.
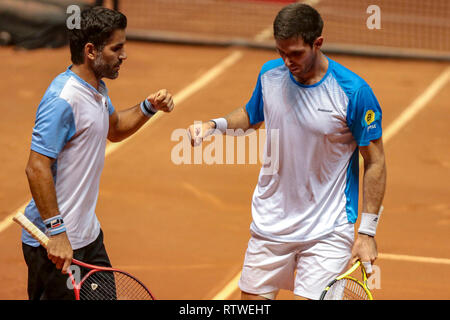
[188, 3, 386, 300]
[21, 7, 174, 300]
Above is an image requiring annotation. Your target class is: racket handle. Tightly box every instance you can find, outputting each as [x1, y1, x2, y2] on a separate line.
[13, 212, 49, 248]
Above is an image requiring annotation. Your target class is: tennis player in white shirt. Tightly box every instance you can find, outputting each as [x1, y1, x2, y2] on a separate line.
[188, 3, 386, 300]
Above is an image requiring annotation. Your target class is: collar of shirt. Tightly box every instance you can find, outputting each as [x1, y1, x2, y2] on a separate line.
[66, 65, 109, 99]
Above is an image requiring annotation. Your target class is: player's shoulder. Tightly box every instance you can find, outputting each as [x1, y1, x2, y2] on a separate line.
[38, 70, 74, 113]
[260, 58, 286, 76]
[42, 65, 97, 109]
[328, 57, 370, 96]
[43, 68, 73, 100]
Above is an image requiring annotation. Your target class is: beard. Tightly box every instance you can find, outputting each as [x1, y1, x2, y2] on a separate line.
[92, 51, 120, 80]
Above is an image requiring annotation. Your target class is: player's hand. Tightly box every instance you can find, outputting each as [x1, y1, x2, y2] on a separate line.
[147, 89, 174, 113]
[47, 232, 73, 274]
[187, 121, 216, 146]
[348, 234, 377, 274]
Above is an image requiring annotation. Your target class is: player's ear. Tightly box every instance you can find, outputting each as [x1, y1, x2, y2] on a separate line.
[313, 36, 324, 50]
[84, 42, 98, 62]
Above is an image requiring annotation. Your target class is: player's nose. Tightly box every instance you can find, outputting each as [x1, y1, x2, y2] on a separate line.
[283, 56, 292, 67]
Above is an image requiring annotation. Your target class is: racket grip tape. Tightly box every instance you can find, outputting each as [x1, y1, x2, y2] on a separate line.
[13, 213, 49, 248]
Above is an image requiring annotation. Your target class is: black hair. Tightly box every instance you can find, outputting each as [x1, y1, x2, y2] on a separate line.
[69, 6, 127, 64]
[273, 3, 323, 46]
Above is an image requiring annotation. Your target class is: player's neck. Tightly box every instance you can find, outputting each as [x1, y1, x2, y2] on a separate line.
[71, 63, 101, 91]
[293, 51, 328, 86]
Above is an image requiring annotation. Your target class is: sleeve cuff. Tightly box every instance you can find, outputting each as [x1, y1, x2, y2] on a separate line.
[30, 144, 58, 159]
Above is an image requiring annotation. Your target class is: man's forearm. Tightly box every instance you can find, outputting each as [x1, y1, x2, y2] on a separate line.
[362, 158, 386, 214]
[211, 106, 261, 132]
[224, 107, 252, 130]
[25, 155, 60, 221]
[352, 157, 384, 271]
[109, 90, 174, 142]
[108, 104, 150, 142]
[26, 154, 73, 271]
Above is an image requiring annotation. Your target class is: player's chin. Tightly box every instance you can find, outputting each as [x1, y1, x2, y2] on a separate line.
[105, 71, 120, 79]
[290, 68, 304, 78]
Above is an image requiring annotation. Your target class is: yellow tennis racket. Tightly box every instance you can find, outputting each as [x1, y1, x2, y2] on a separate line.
[319, 260, 373, 300]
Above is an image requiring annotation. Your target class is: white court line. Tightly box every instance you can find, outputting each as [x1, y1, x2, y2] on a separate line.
[0, 50, 243, 234]
[0, 203, 27, 233]
[181, 182, 226, 208]
[211, 66, 450, 300]
[383, 66, 450, 143]
[378, 253, 450, 266]
[212, 272, 243, 301]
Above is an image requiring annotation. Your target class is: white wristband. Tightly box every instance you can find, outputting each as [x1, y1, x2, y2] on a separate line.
[210, 117, 228, 134]
[358, 206, 383, 237]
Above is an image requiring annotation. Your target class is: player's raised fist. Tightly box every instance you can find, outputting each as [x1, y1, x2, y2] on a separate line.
[147, 89, 174, 113]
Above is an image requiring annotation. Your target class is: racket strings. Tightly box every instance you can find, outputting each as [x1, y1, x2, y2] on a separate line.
[79, 270, 154, 300]
[325, 279, 369, 300]
[342, 279, 368, 300]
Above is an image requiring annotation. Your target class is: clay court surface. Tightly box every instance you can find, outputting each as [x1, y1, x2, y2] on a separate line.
[0, 40, 449, 300]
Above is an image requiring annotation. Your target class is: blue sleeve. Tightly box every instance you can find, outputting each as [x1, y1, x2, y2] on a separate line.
[31, 98, 76, 159]
[106, 96, 115, 115]
[347, 85, 382, 146]
[245, 73, 264, 125]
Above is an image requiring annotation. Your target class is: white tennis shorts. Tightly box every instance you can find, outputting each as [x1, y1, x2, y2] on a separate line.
[238, 223, 354, 300]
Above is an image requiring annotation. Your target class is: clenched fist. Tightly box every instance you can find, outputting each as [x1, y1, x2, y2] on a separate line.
[146, 89, 174, 113]
[187, 121, 216, 146]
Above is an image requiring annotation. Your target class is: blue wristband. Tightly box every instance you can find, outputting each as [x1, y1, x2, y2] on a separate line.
[43, 215, 66, 236]
[140, 99, 158, 117]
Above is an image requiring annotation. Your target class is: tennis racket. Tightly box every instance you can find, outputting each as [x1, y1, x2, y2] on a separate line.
[319, 260, 373, 300]
[13, 212, 155, 300]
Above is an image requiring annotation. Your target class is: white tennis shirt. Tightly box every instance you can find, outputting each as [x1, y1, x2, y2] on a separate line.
[245, 56, 382, 242]
[22, 66, 114, 250]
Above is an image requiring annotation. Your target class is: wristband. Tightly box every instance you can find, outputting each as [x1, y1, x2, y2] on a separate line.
[43, 215, 66, 236]
[140, 99, 158, 117]
[210, 117, 227, 134]
[358, 206, 383, 237]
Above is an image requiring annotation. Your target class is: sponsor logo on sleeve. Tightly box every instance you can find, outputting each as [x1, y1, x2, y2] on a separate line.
[365, 109, 375, 125]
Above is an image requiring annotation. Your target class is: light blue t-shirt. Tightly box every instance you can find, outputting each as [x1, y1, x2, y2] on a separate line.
[23, 66, 115, 249]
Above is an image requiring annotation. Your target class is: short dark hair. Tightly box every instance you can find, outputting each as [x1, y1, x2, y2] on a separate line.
[69, 6, 127, 65]
[273, 3, 323, 46]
